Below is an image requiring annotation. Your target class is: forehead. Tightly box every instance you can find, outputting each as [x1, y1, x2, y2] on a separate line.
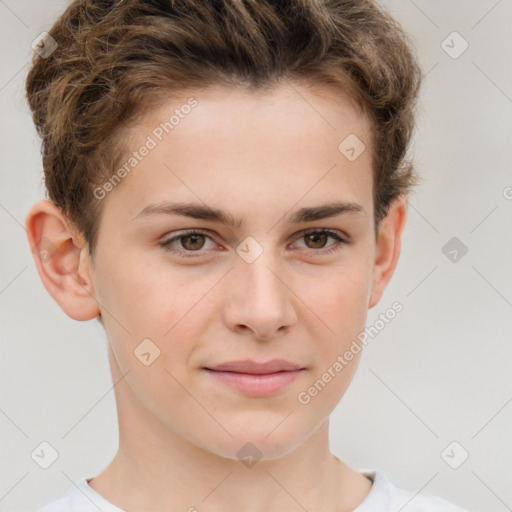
[100, 82, 374, 226]
[154, 82, 368, 137]
[127, 81, 370, 154]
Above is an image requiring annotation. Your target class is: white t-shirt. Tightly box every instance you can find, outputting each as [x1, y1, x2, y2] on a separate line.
[36, 468, 469, 512]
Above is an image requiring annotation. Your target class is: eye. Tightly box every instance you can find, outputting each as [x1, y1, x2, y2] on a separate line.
[292, 228, 349, 255]
[158, 228, 350, 257]
[159, 229, 216, 257]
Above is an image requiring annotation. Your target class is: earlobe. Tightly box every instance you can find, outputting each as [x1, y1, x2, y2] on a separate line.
[25, 200, 101, 321]
[368, 195, 408, 309]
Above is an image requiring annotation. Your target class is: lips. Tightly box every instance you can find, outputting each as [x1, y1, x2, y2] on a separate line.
[204, 359, 304, 374]
[203, 359, 306, 396]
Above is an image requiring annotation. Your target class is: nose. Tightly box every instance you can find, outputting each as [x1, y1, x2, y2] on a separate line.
[221, 252, 297, 341]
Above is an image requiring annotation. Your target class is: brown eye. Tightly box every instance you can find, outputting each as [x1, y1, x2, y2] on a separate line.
[180, 233, 206, 251]
[304, 231, 329, 249]
[293, 229, 348, 255]
[159, 230, 216, 256]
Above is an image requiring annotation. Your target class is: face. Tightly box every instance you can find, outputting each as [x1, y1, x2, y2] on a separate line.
[35, 82, 405, 462]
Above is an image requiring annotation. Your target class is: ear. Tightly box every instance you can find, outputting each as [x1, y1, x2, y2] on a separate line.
[368, 195, 408, 309]
[25, 199, 101, 321]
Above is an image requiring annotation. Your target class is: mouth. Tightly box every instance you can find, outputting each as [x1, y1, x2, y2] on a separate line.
[205, 358, 304, 374]
[202, 359, 306, 396]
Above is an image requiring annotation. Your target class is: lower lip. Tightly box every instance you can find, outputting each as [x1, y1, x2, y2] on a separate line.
[203, 368, 304, 396]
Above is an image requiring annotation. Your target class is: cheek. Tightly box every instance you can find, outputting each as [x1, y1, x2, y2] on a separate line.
[97, 246, 207, 329]
[309, 264, 372, 334]
[93, 252, 208, 381]
[97, 265, 207, 424]
[299, 265, 371, 399]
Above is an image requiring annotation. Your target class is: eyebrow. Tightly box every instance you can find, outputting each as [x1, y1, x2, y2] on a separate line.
[132, 201, 365, 228]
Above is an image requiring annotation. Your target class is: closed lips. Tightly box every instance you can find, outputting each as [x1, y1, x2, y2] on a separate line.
[204, 359, 304, 374]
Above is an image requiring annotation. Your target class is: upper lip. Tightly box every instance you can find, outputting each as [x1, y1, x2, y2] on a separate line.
[204, 359, 304, 374]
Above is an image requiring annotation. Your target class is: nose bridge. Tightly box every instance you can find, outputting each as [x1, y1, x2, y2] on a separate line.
[236, 237, 287, 303]
[225, 235, 296, 336]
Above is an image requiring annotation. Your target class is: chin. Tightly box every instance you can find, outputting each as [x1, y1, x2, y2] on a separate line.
[205, 425, 309, 463]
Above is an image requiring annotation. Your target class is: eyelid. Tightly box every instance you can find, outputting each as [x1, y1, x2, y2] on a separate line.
[295, 227, 349, 243]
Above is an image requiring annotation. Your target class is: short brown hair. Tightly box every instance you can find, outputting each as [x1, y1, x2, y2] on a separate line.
[26, 0, 423, 257]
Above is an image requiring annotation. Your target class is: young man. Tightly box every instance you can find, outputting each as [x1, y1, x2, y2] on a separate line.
[25, 0, 469, 510]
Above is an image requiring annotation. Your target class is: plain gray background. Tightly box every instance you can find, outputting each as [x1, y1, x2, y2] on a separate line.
[1, 1, 511, 511]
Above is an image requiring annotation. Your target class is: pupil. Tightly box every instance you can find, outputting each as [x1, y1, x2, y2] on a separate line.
[307, 233, 326, 248]
[184, 234, 204, 250]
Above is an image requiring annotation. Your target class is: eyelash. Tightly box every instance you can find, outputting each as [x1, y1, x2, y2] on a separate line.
[158, 228, 349, 258]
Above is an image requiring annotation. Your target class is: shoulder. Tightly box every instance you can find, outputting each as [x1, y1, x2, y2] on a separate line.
[356, 469, 470, 512]
[36, 493, 74, 512]
[35, 477, 125, 512]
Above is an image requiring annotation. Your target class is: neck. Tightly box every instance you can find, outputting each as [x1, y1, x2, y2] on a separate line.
[90, 423, 371, 512]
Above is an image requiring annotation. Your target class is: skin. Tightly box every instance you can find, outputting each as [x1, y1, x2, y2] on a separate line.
[26, 82, 407, 512]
